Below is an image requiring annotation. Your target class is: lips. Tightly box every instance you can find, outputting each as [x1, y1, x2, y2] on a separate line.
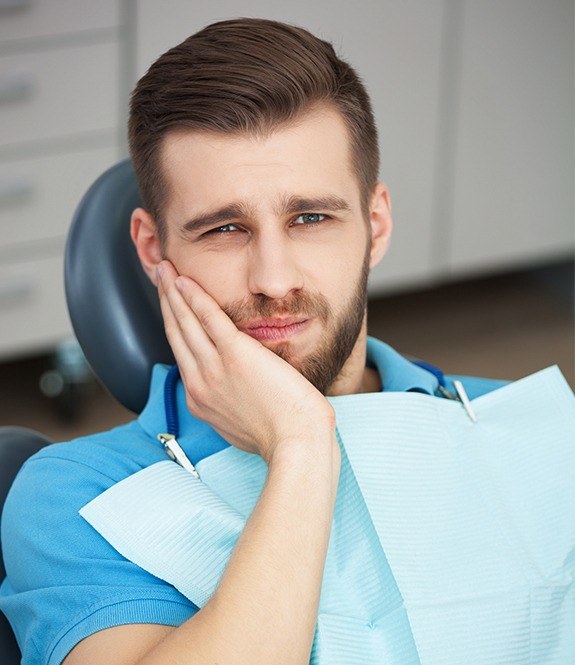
[241, 317, 310, 341]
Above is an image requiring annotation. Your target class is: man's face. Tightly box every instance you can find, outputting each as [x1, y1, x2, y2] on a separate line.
[156, 107, 388, 394]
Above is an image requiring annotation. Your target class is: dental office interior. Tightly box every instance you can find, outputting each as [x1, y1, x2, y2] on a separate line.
[0, 0, 573, 442]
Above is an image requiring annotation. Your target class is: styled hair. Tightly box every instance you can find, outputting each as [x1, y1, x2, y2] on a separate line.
[128, 18, 379, 241]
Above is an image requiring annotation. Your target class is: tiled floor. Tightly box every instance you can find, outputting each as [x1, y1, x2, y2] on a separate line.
[0, 264, 573, 444]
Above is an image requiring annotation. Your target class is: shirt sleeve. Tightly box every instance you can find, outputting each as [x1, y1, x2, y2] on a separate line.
[0, 452, 198, 665]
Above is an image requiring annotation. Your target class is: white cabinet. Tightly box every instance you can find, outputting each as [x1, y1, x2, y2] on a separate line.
[135, 0, 574, 294]
[0, 253, 76, 357]
[0, 0, 119, 42]
[0, 146, 119, 249]
[447, 0, 574, 277]
[0, 41, 120, 147]
[0, 0, 123, 360]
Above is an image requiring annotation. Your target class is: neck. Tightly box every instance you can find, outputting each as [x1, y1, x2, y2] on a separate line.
[327, 319, 381, 396]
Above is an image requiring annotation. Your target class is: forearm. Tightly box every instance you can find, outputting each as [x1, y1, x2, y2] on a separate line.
[139, 434, 341, 665]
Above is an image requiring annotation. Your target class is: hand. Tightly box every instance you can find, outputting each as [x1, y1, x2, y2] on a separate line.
[157, 261, 336, 464]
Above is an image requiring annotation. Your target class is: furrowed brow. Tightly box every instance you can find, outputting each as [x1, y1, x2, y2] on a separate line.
[277, 195, 352, 216]
[181, 203, 253, 234]
[181, 196, 351, 234]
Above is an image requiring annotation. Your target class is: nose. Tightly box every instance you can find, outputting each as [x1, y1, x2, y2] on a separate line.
[247, 235, 304, 299]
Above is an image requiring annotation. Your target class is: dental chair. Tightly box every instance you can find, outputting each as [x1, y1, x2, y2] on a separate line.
[65, 159, 174, 413]
[0, 159, 172, 663]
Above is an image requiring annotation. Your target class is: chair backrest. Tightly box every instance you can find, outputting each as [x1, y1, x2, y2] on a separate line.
[65, 159, 174, 413]
[0, 427, 52, 664]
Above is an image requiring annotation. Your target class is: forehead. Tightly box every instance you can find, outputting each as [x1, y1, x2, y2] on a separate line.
[159, 106, 361, 216]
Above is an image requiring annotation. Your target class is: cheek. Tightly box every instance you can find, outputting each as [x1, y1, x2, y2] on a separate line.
[309, 235, 366, 286]
[170, 247, 247, 306]
[303, 250, 364, 317]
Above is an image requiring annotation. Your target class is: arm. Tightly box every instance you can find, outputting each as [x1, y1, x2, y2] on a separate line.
[140, 431, 339, 665]
[64, 261, 339, 665]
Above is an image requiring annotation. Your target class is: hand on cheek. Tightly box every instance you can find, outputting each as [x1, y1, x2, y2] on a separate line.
[156, 259, 335, 464]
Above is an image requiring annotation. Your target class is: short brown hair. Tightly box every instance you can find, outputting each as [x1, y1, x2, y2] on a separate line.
[129, 18, 379, 241]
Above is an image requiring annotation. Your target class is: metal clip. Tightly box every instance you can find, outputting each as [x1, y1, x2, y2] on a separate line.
[157, 433, 200, 478]
[437, 384, 459, 401]
[452, 380, 478, 423]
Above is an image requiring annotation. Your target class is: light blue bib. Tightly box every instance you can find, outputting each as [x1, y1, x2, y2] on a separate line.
[80, 365, 575, 664]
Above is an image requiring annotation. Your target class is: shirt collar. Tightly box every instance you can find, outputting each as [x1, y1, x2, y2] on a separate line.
[366, 336, 439, 395]
[139, 336, 439, 445]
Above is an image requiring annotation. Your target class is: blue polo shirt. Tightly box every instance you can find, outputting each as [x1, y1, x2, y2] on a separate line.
[0, 337, 507, 664]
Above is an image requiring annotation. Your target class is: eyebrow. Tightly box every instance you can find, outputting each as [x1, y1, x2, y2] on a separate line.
[181, 203, 253, 235]
[278, 195, 352, 216]
[180, 195, 352, 235]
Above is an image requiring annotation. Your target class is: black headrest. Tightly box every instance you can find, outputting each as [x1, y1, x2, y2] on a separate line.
[65, 160, 174, 413]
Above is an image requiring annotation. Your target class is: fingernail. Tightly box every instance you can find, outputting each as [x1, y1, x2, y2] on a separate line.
[156, 263, 165, 281]
[175, 276, 184, 292]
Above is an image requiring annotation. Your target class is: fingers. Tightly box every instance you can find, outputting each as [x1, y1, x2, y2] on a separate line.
[157, 267, 201, 374]
[157, 259, 241, 349]
[157, 261, 217, 371]
[173, 274, 241, 349]
[157, 260, 242, 363]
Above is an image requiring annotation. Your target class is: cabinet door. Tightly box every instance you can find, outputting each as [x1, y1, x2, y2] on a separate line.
[135, 0, 444, 294]
[0, 145, 119, 249]
[447, 0, 574, 276]
[0, 0, 119, 43]
[0, 253, 72, 358]
[0, 40, 120, 148]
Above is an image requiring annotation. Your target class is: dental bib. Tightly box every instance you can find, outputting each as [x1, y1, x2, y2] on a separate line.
[80, 365, 575, 664]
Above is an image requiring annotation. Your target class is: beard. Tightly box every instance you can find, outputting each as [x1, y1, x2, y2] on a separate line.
[223, 246, 370, 394]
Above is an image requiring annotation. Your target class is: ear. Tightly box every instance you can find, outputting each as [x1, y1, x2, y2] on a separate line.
[130, 207, 163, 286]
[368, 182, 393, 269]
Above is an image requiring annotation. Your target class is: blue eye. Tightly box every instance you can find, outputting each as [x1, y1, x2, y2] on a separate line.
[207, 223, 239, 234]
[294, 213, 326, 225]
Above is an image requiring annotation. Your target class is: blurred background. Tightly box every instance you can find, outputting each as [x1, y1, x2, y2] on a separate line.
[0, 0, 573, 441]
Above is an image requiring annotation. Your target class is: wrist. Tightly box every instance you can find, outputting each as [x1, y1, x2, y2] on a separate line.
[267, 431, 340, 474]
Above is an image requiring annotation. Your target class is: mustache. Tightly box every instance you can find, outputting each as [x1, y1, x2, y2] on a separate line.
[222, 290, 331, 326]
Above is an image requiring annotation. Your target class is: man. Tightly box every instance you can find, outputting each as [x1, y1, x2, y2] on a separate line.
[0, 18, 514, 665]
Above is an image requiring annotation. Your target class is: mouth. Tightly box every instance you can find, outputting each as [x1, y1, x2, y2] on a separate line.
[240, 317, 311, 342]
